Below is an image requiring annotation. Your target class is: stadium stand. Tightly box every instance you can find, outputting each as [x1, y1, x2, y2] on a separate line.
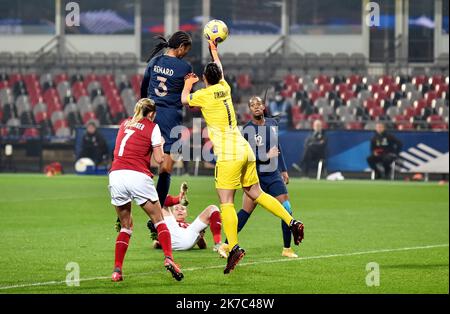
[0, 51, 449, 139]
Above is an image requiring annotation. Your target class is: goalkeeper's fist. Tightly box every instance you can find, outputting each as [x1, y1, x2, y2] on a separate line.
[208, 39, 218, 50]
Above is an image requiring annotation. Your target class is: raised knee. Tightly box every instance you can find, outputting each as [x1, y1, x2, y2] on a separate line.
[206, 205, 220, 215]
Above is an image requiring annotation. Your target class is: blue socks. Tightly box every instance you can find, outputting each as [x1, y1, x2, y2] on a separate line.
[281, 200, 293, 248]
[156, 172, 171, 206]
[237, 209, 251, 232]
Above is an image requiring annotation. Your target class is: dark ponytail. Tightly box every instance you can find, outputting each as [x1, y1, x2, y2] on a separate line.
[147, 35, 169, 62]
[146, 31, 192, 62]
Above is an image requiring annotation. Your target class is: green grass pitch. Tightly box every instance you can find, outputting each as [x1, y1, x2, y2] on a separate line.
[0, 174, 448, 294]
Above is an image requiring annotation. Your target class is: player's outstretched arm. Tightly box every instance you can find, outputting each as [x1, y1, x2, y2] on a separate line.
[208, 40, 224, 80]
[181, 73, 199, 105]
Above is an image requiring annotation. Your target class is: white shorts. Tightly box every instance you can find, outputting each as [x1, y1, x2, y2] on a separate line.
[164, 215, 208, 251]
[108, 170, 158, 206]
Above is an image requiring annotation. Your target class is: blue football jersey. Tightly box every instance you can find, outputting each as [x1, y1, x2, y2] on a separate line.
[141, 54, 192, 109]
[242, 117, 287, 176]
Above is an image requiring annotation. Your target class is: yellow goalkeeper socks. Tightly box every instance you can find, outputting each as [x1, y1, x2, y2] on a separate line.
[255, 192, 293, 226]
[220, 203, 238, 249]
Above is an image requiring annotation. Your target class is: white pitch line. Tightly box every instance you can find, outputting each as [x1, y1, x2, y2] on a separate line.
[0, 243, 448, 291]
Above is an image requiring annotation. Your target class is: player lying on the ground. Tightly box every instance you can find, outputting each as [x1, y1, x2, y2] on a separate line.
[181, 40, 304, 274]
[148, 182, 224, 253]
[108, 98, 183, 282]
[219, 96, 299, 259]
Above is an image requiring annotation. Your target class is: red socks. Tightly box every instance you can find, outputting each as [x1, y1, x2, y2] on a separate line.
[114, 222, 173, 271]
[209, 210, 222, 244]
[114, 228, 132, 270]
[164, 195, 180, 207]
[155, 222, 173, 259]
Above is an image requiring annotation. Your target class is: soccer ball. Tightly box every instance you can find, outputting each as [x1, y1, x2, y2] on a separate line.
[75, 158, 95, 173]
[203, 19, 229, 44]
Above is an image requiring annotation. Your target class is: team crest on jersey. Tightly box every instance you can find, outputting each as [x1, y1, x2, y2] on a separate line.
[255, 134, 263, 146]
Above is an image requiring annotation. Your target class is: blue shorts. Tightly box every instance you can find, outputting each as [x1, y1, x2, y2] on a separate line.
[259, 172, 287, 197]
[154, 106, 183, 154]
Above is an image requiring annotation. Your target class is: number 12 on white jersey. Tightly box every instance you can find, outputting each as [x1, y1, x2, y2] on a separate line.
[118, 129, 135, 156]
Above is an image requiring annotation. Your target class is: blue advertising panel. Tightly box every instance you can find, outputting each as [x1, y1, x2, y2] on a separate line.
[279, 130, 449, 173]
[75, 126, 449, 174]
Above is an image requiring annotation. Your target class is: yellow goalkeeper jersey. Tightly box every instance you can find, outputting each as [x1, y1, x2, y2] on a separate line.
[188, 79, 249, 161]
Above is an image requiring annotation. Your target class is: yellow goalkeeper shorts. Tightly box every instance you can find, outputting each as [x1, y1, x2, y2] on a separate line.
[214, 146, 259, 190]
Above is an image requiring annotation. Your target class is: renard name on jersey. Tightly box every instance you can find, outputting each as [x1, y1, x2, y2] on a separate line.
[153, 65, 174, 76]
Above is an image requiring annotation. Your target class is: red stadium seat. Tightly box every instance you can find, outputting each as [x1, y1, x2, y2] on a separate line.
[374, 91, 388, 103]
[336, 83, 351, 95]
[237, 74, 252, 90]
[435, 84, 448, 98]
[424, 91, 438, 106]
[53, 119, 69, 130]
[82, 111, 97, 124]
[8, 73, 22, 86]
[54, 73, 68, 84]
[309, 90, 321, 103]
[291, 106, 307, 125]
[393, 114, 408, 123]
[346, 74, 362, 86]
[369, 106, 384, 119]
[43, 88, 58, 100]
[34, 111, 48, 123]
[403, 107, 416, 119]
[427, 114, 443, 123]
[384, 83, 399, 97]
[427, 115, 447, 130]
[284, 74, 299, 86]
[72, 81, 88, 100]
[345, 122, 363, 130]
[413, 99, 428, 113]
[0, 80, 9, 89]
[241, 112, 252, 123]
[291, 105, 301, 116]
[430, 123, 448, 130]
[308, 113, 323, 122]
[23, 128, 40, 137]
[396, 122, 414, 130]
[130, 74, 143, 96]
[340, 90, 355, 102]
[46, 99, 63, 114]
[378, 75, 394, 87]
[412, 75, 427, 86]
[281, 89, 294, 98]
[0, 127, 8, 137]
[319, 82, 333, 94]
[368, 84, 381, 94]
[84, 73, 97, 86]
[429, 75, 444, 86]
[363, 98, 378, 111]
[314, 75, 329, 86]
[23, 73, 38, 83]
[289, 82, 302, 92]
